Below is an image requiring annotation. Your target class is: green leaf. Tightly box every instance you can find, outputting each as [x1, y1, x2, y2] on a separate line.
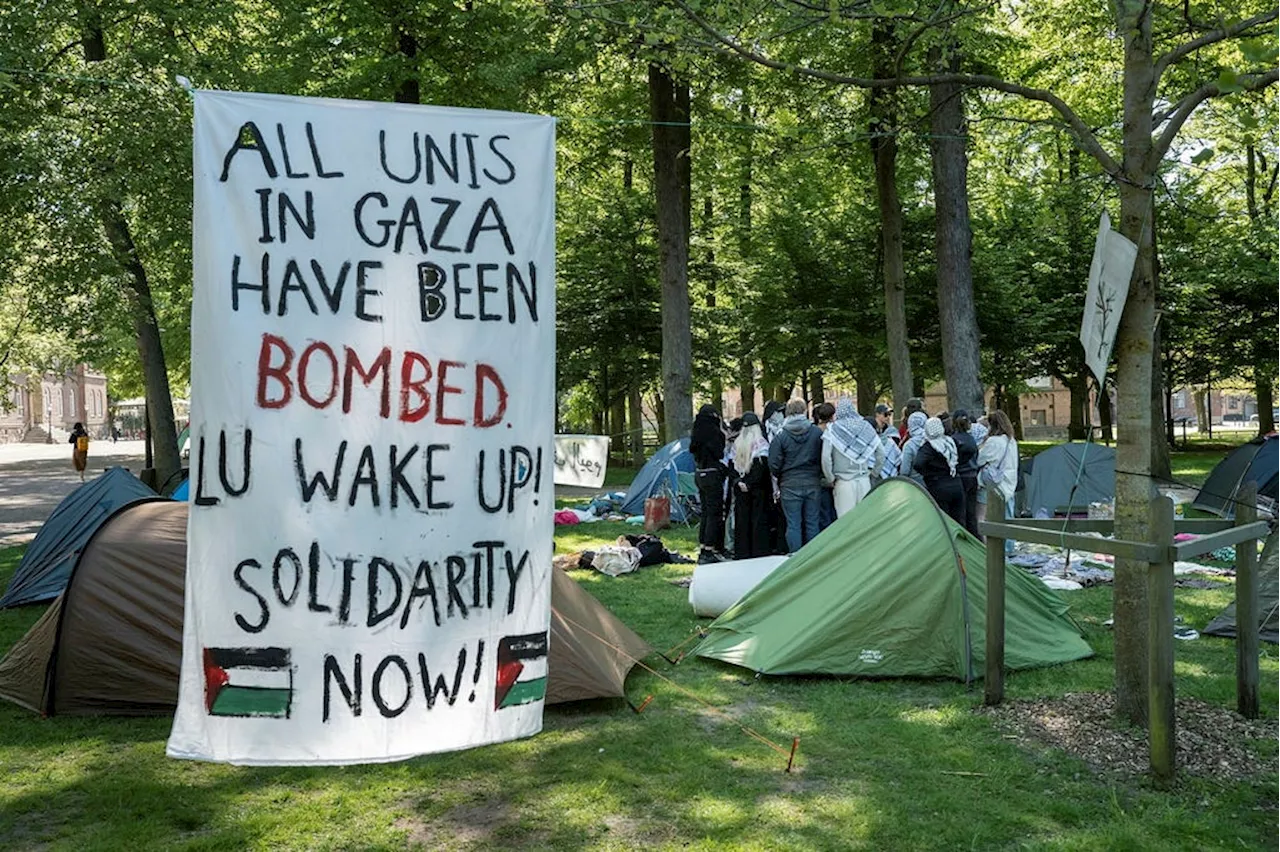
[1217, 69, 1241, 93]
[1190, 148, 1214, 165]
[1239, 38, 1275, 65]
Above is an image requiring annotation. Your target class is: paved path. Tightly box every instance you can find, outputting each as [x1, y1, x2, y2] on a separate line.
[0, 440, 149, 549]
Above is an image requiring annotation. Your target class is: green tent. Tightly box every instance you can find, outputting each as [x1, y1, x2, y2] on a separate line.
[694, 478, 1093, 680]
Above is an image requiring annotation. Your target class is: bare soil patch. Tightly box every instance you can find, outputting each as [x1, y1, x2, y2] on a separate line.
[978, 692, 1277, 785]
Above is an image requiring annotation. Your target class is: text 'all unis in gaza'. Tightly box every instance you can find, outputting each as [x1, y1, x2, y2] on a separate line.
[218, 120, 541, 327]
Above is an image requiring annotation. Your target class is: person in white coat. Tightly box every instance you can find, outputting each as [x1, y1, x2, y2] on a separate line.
[821, 399, 882, 517]
[976, 409, 1019, 533]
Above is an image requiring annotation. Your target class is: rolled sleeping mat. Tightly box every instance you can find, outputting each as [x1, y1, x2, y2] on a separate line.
[688, 555, 789, 618]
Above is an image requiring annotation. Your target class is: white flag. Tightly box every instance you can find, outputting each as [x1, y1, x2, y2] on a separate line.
[167, 90, 556, 765]
[1080, 211, 1138, 385]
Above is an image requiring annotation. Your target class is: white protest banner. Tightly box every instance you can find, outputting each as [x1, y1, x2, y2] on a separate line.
[552, 435, 609, 488]
[167, 91, 555, 765]
[1080, 211, 1138, 385]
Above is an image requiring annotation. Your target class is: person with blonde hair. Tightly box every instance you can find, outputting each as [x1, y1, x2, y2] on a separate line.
[730, 412, 773, 559]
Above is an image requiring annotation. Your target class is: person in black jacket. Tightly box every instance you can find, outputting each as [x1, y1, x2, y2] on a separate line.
[951, 409, 981, 537]
[913, 416, 966, 528]
[729, 412, 773, 559]
[689, 404, 728, 561]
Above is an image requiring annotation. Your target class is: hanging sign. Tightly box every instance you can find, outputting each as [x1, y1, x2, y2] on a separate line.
[167, 90, 556, 765]
[1080, 211, 1138, 385]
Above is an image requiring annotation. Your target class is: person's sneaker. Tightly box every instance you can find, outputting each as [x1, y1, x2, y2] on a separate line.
[697, 548, 724, 564]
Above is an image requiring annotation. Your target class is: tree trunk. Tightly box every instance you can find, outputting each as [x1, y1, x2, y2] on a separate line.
[628, 387, 645, 467]
[856, 361, 879, 414]
[1005, 392, 1024, 440]
[870, 22, 913, 412]
[1097, 377, 1115, 443]
[1111, 0, 1158, 726]
[82, 18, 180, 487]
[610, 393, 626, 463]
[649, 63, 694, 442]
[1256, 373, 1276, 437]
[653, 392, 666, 445]
[392, 25, 420, 104]
[738, 354, 756, 417]
[810, 372, 824, 406]
[929, 48, 985, 416]
[1064, 372, 1089, 440]
[1194, 387, 1208, 434]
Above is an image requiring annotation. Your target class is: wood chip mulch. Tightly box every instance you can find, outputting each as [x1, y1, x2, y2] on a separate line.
[977, 692, 1278, 785]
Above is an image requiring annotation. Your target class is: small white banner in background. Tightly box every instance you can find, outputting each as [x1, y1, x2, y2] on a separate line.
[168, 90, 555, 765]
[1080, 211, 1138, 385]
[552, 435, 609, 488]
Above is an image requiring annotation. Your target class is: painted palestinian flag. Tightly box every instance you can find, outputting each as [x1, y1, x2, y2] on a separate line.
[203, 647, 293, 718]
[495, 632, 548, 710]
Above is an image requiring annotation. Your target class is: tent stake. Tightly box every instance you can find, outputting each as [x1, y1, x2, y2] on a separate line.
[633, 695, 654, 714]
[785, 737, 800, 773]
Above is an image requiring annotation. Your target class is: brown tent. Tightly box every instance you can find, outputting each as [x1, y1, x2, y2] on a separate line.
[0, 501, 650, 715]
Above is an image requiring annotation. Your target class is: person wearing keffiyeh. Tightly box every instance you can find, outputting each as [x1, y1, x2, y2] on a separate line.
[821, 399, 882, 518]
[913, 416, 967, 528]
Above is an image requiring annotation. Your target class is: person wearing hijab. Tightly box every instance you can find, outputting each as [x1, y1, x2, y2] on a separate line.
[689, 404, 728, 562]
[897, 411, 928, 484]
[821, 400, 882, 518]
[729, 412, 773, 559]
[951, 409, 981, 537]
[913, 416, 966, 527]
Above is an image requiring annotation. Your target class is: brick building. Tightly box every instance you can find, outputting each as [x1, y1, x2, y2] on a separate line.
[0, 366, 110, 444]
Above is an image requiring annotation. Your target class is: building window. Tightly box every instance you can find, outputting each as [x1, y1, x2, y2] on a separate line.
[1030, 409, 1047, 426]
[1174, 391, 1186, 409]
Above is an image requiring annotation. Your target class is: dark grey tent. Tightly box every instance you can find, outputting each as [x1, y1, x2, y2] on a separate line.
[0, 468, 155, 608]
[1021, 443, 1115, 517]
[1203, 532, 1279, 644]
[1191, 434, 1278, 520]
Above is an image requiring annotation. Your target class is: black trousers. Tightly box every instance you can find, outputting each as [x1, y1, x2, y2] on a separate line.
[960, 475, 980, 538]
[927, 478, 967, 530]
[695, 467, 726, 550]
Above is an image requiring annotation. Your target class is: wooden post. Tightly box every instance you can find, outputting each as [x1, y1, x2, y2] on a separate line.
[984, 491, 1006, 706]
[1235, 481, 1259, 719]
[1147, 494, 1176, 785]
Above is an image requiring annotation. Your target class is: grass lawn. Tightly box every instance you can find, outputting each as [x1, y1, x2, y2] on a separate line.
[0, 444, 1275, 850]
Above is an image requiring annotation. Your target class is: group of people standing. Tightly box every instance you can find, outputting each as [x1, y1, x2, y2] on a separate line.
[688, 397, 1019, 564]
